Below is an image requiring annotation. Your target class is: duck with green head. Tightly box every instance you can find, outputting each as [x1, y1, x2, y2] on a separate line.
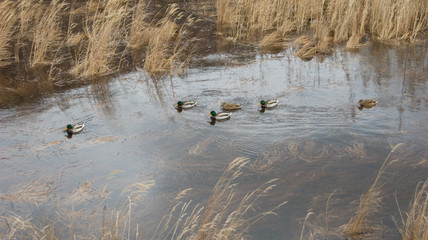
[65, 123, 85, 137]
[209, 111, 231, 120]
[175, 101, 197, 109]
[259, 99, 278, 108]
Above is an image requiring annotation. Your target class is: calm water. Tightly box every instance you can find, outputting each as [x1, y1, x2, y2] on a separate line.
[1, 43, 427, 239]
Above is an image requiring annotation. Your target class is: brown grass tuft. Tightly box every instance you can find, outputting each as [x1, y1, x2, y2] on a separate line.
[294, 42, 319, 61]
[396, 178, 428, 240]
[217, 0, 428, 45]
[0, 1, 17, 67]
[0, 179, 56, 203]
[30, 0, 66, 67]
[152, 157, 287, 239]
[344, 143, 404, 237]
[346, 34, 364, 50]
[71, 0, 131, 79]
[142, 4, 196, 77]
[260, 31, 288, 52]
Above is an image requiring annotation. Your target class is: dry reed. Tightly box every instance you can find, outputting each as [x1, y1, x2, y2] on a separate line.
[395, 178, 428, 240]
[0, 1, 16, 67]
[142, 4, 197, 77]
[1, 179, 155, 239]
[217, 0, 428, 44]
[71, 0, 131, 79]
[0, 158, 285, 239]
[1, 0, 427, 103]
[151, 157, 287, 239]
[344, 143, 404, 237]
[259, 31, 288, 52]
[30, 0, 66, 67]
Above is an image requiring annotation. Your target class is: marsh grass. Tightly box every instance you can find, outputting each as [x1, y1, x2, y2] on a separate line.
[217, 0, 428, 43]
[1, 0, 428, 104]
[0, 158, 285, 239]
[30, 0, 67, 68]
[152, 157, 286, 239]
[259, 31, 289, 52]
[344, 143, 404, 237]
[71, 0, 131, 79]
[217, 0, 428, 59]
[395, 178, 428, 240]
[0, 1, 16, 67]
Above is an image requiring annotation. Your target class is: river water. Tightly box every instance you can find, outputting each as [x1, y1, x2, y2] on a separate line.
[1, 43, 427, 239]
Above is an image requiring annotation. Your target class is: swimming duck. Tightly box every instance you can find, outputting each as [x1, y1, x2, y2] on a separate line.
[222, 102, 242, 111]
[358, 99, 378, 109]
[209, 111, 231, 120]
[259, 100, 278, 108]
[175, 101, 197, 109]
[65, 123, 85, 136]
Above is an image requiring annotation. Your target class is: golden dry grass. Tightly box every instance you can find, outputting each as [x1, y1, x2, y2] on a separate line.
[0, 0, 427, 103]
[344, 143, 404, 237]
[71, 0, 131, 79]
[0, 158, 285, 239]
[152, 157, 287, 239]
[217, 0, 428, 43]
[142, 4, 197, 77]
[259, 31, 288, 52]
[30, 0, 66, 67]
[0, 1, 16, 67]
[396, 178, 428, 240]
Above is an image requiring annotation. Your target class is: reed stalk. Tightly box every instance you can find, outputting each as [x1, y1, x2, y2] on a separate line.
[396, 178, 428, 240]
[344, 143, 404, 237]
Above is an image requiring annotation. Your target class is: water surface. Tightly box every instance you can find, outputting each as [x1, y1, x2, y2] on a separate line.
[1, 43, 427, 239]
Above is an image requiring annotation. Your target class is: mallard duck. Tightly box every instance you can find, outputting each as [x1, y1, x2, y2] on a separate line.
[222, 102, 242, 110]
[259, 100, 278, 108]
[175, 101, 197, 109]
[65, 123, 85, 136]
[358, 99, 378, 109]
[209, 111, 231, 120]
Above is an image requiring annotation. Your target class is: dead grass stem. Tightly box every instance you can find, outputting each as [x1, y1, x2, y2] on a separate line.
[344, 143, 404, 237]
[71, 0, 131, 79]
[0, 1, 17, 67]
[217, 0, 428, 46]
[152, 157, 287, 239]
[30, 0, 66, 67]
[395, 178, 428, 240]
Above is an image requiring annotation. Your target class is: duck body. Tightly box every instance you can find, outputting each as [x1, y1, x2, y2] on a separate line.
[222, 102, 242, 111]
[209, 111, 231, 120]
[260, 100, 278, 108]
[358, 99, 378, 108]
[175, 101, 197, 109]
[65, 123, 85, 134]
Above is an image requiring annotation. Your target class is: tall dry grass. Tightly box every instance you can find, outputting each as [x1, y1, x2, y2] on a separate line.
[141, 4, 198, 77]
[71, 0, 131, 79]
[216, 0, 428, 54]
[344, 143, 404, 237]
[0, 158, 285, 239]
[151, 157, 286, 239]
[1, 0, 428, 104]
[0, 1, 16, 67]
[395, 178, 428, 240]
[30, 0, 67, 67]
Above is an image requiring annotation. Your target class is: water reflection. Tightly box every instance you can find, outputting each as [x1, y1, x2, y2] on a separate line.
[0, 43, 428, 239]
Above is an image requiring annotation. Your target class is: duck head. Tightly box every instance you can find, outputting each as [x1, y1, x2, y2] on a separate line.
[175, 101, 184, 107]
